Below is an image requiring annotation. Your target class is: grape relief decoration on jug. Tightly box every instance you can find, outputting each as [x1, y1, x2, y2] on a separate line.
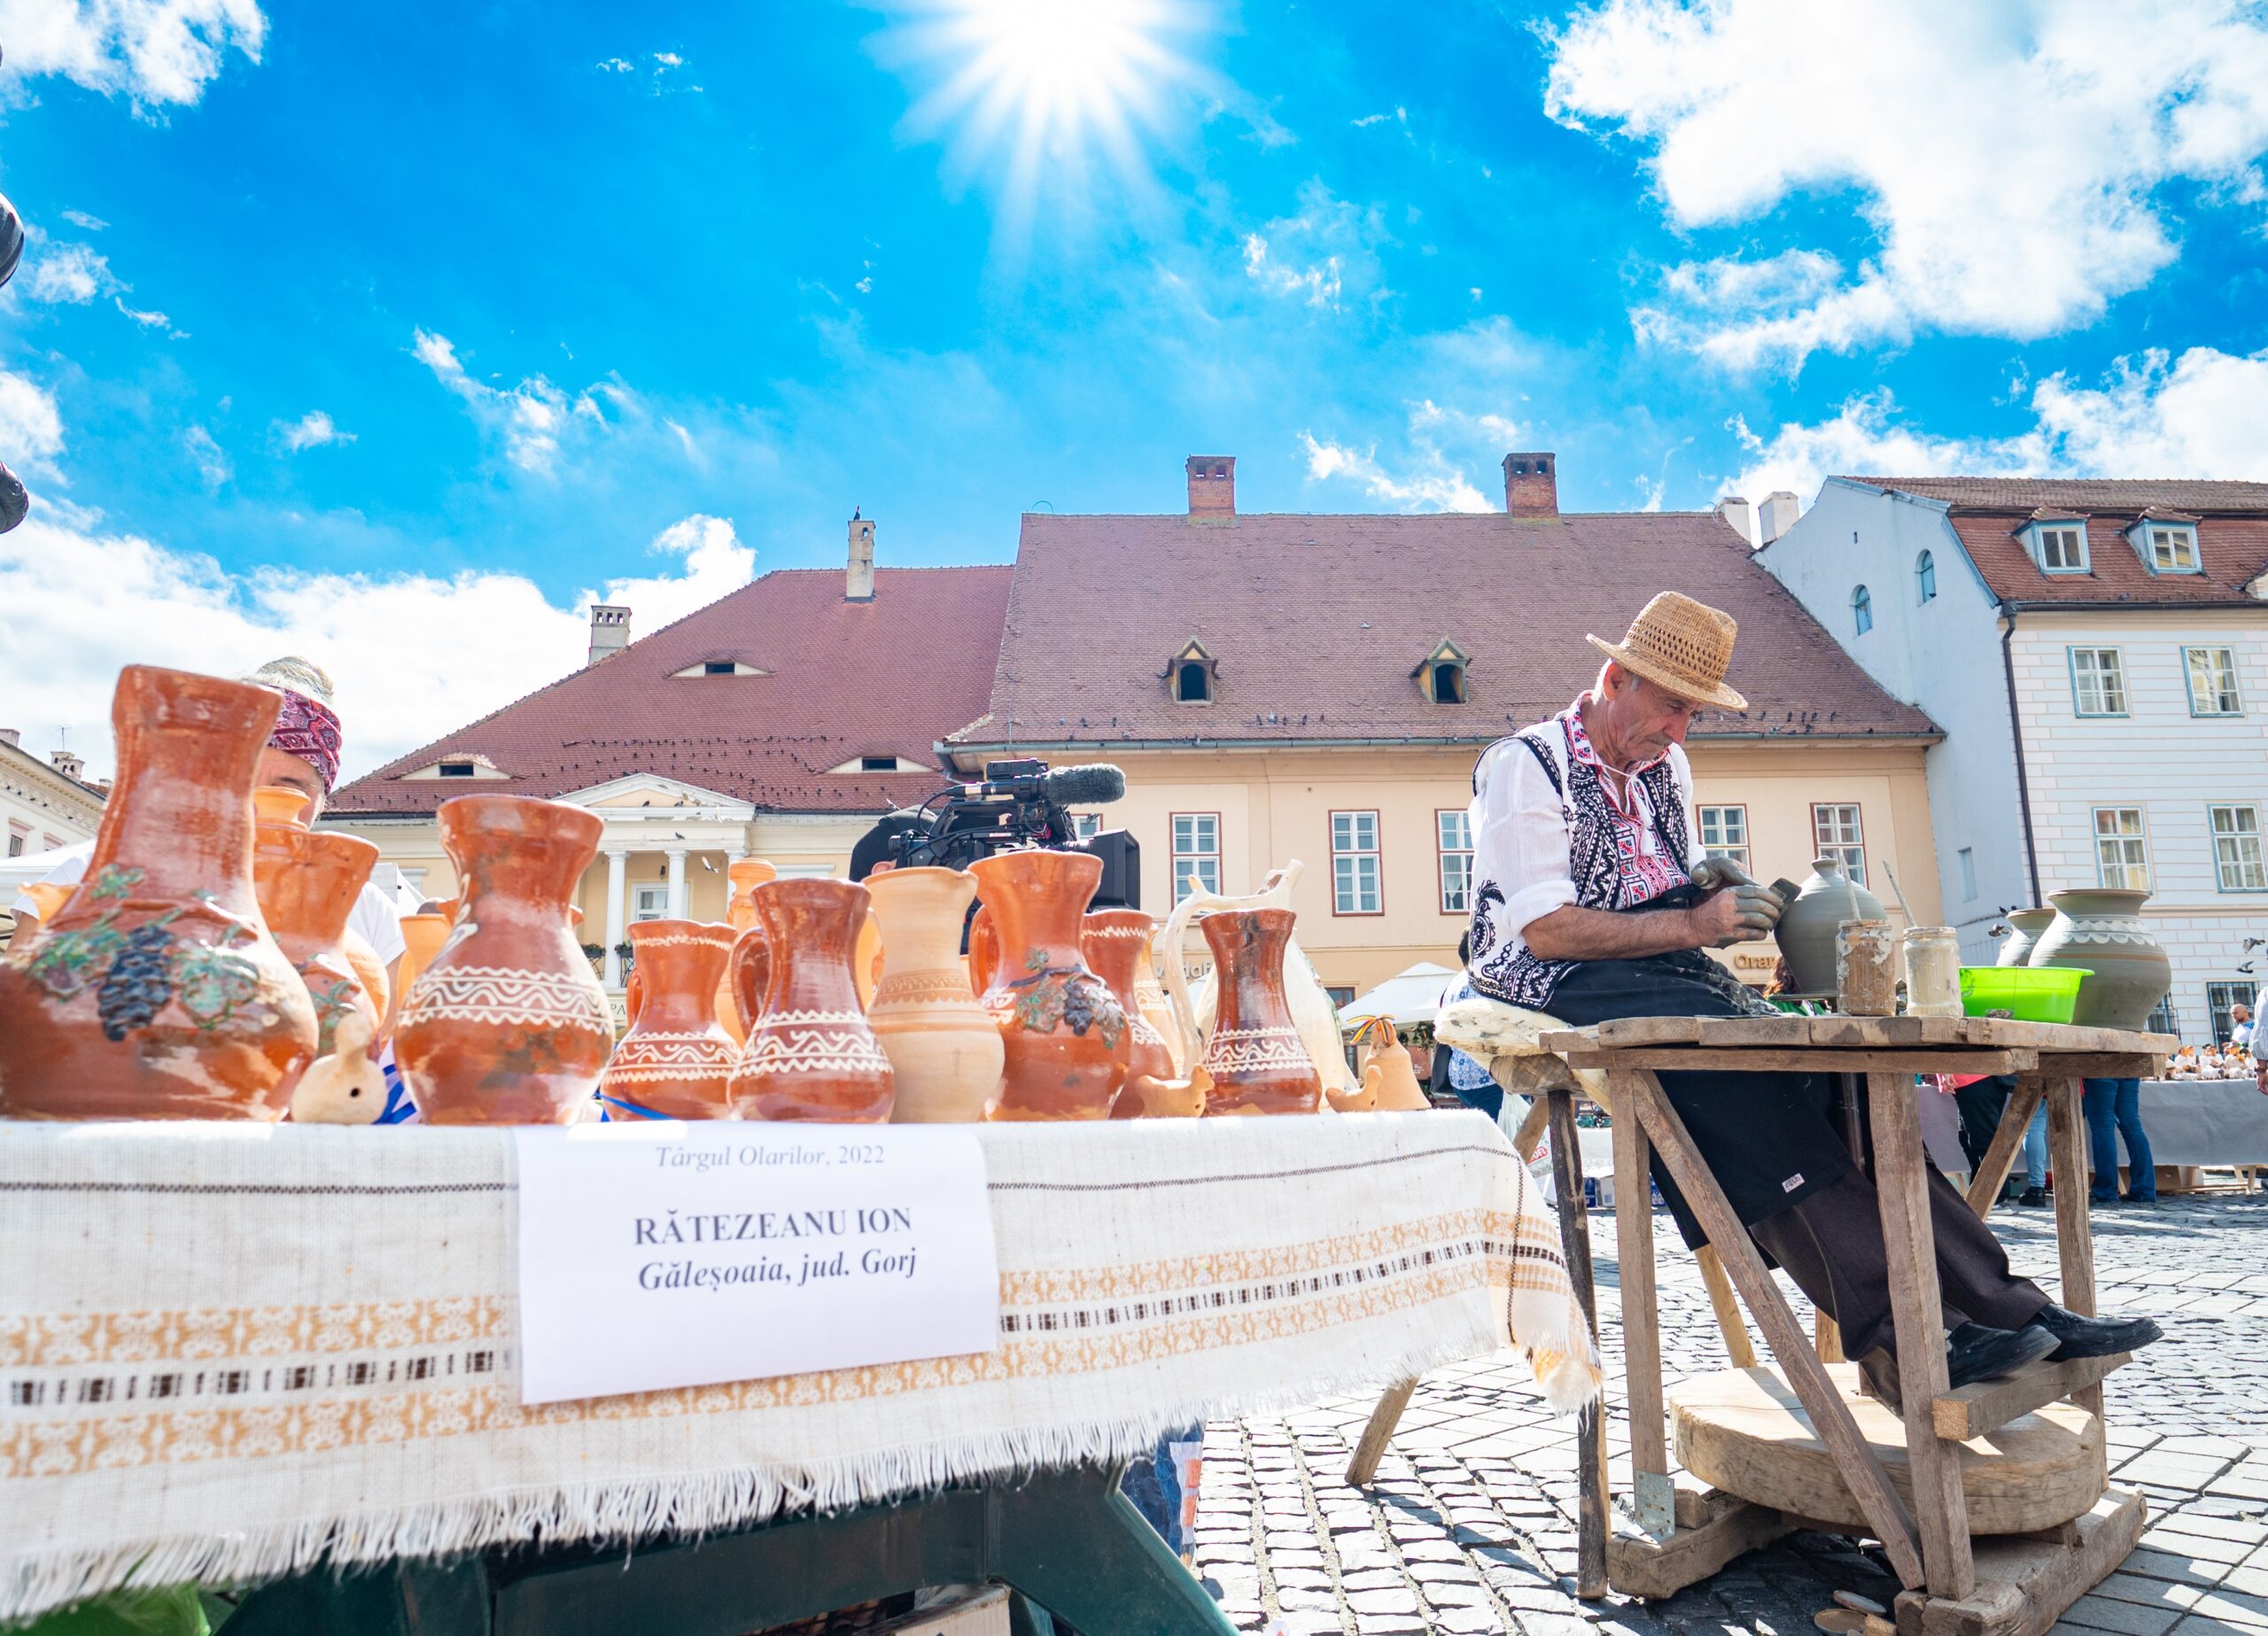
[22, 865, 265, 1040]
[1006, 946, 1126, 1051]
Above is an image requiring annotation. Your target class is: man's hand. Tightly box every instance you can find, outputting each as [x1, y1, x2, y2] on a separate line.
[1690, 882, 1783, 949]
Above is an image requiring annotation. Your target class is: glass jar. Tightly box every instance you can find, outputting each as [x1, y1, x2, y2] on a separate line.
[1902, 926, 1963, 1018]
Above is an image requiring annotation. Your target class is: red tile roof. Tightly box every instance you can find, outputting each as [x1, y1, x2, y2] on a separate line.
[330, 567, 1014, 817]
[950, 510, 1937, 750]
[1842, 478, 2268, 608]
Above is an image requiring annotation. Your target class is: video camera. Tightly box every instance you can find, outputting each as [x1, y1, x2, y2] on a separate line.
[848, 758, 1142, 911]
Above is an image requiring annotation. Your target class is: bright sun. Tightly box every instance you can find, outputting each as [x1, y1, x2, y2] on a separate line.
[884, 0, 1207, 218]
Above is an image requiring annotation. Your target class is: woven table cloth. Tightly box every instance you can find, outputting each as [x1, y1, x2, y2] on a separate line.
[0, 1108, 1596, 1620]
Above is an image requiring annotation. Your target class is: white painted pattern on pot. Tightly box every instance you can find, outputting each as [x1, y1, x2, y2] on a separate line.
[405, 965, 611, 1034]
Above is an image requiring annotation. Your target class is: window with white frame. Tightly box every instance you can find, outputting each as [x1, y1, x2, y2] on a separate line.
[2140, 523, 2200, 573]
[1697, 805, 1751, 873]
[1811, 803, 1867, 886]
[1169, 813, 1220, 905]
[2093, 808, 2150, 890]
[1436, 810, 1473, 914]
[2185, 647, 2243, 717]
[2032, 522, 2088, 572]
[631, 883, 670, 922]
[2210, 804, 2266, 892]
[1332, 810, 1382, 914]
[2070, 647, 2127, 717]
[2207, 981, 2256, 1044]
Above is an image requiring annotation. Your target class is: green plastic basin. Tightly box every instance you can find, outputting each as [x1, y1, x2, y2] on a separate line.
[1958, 965, 2090, 1024]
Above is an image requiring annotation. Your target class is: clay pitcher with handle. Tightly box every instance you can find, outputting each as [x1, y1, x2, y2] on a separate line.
[714, 857, 776, 1044]
[599, 919, 739, 1119]
[1196, 907, 1324, 1115]
[729, 878, 894, 1121]
[867, 866, 1003, 1123]
[250, 786, 387, 1122]
[0, 666, 317, 1120]
[394, 795, 613, 1124]
[1083, 909, 1200, 1118]
[971, 849, 1129, 1120]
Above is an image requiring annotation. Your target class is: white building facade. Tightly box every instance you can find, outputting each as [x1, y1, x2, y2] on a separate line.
[0, 730, 107, 911]
[1760, 477, 2268, 1043]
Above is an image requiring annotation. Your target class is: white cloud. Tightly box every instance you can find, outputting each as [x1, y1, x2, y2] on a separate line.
[1239, 182, 1389, 313]
[24, 241, 120, 304]
[413, 327, 601, 476]
[595, 514, 755, 635]
[1242, 234, 1341, 309]
[0, 370, 67, 481]
[596, 57, 633, 72]
[113, 296, 183, 336]
[60, 210, 109, 231]
[274, 409, 354, 453]
[1547, 0, 2268, 370]
[1300, 430, 1492, 512]
[183, 424, 230, 488]
[0, 0, 267, 108]
[1721, 345, 2268, 504]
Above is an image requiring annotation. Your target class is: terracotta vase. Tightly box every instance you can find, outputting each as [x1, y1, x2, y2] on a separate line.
[728, 878, 893, 1121]
[1997, 907, 2056, 968]
[972, 850, 1129, 1120]
[624, 965, 646, 1027]
[2029, 888, 2172, 1031]
[1084, 909, 1200, 1118]
[9, 880, 74, 950]
[1771, 857, 1889, 994]
[728, 927, 770, 1035]
[394, 795, 613, 1124]
[1132, 955, 1187, 1077]
[867, 867, 1003, 1123]
[0, 666, 317, 1120]
[599, 919, 739, 1119]
[1197, 908, 1323, 1116]
[714, 857, 776, 1044]
[398, 911, 450, 992]
[251, 787, 384, 1055]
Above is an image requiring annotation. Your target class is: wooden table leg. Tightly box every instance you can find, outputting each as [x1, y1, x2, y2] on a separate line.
[1346, 1376, 1418, 1486]
[1963, 1077, 2046, 1222]
[1618, 1068, 1926, 1589]
[1609, 1072, 1674, 1538]
[1548, 1088, 1609, 1601]
[1694, 1244, 1758, 1369]
[2045, 1076, 2103, 1418]
[1866, 1071, 1977, 1601]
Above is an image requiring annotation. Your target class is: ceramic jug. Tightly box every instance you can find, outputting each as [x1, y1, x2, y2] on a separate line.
[1084, 909, 1200, 1118]
[970, 849, 1129, 1120]
[0, 666, 317, 1120]
[2028, 888, 2171, 1030]
[1996, 907, 2056, 968]
[867, 866, 1003, 1123]
[715, 857, 776, 1044]
[599, 919, 739, 1119]
[729, 878, 894, 1121]
[398, 911, 451, 994]
[1197, 907, 1324, 1115]
[251, 787, 384, 1054]
[1771, 857, 1889, 994]
[395, 795, 613, 1124]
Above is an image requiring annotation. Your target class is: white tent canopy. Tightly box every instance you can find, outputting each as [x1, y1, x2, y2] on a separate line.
[1336, 962, 1458, 1032]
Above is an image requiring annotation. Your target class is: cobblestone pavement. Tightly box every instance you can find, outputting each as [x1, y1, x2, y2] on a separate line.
[1197, 1192, 2268, 1636]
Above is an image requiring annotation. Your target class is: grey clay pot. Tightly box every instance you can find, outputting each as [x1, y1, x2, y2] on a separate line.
[1773, 856, 1889, 995]
[2027, 888, 2171, 1031]
[1996, 907, 2057, 968]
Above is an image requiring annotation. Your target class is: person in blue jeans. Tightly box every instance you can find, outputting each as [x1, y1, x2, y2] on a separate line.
[2084, 1078, 2155, 1204]
[2015, 1099, 2052, 1206]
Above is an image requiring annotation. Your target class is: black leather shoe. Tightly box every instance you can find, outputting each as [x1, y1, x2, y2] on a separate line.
[2031, 1302, 2163, 1361]
[1945, 1322, 2061, 1390]
[2017, 1187, 2048, 1206]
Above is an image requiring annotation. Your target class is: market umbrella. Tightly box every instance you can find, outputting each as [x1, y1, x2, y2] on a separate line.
[1336, 961, 1457, 1032]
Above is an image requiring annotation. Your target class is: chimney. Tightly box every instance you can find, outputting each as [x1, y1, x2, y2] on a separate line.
[1716, 496, 1758, 548]
[0, 728, 18, 749]
[1758, 491, 1800, 546]
[1185, 455, 1235, 519]
[1503, 452, 1558, 518]
[586, 604, 630, 666]
[846, 512, 875, 602]
[50, 748, 85, 781]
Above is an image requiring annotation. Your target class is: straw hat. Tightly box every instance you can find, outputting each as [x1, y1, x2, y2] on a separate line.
[1586, 592, 1747, 711]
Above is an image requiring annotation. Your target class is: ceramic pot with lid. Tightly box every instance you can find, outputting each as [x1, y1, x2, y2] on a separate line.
[1771, 857, 1889, 995]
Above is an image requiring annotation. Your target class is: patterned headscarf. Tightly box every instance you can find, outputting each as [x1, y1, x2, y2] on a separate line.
[246, 656, 343, 791]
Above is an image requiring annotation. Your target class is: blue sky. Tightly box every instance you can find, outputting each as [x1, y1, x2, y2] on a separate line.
[4, 0, 2268, 776]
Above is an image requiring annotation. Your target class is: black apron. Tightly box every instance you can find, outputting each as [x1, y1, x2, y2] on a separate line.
[1543, 893, 1855, 1252]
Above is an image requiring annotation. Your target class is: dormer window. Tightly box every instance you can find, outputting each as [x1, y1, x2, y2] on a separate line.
[824, 754, 928, 775]
[439, 760, 476, 778]
[2128, 515, 2202, 574]
[401, 752, 508, 781]
[670, 657, 766, 678]
[2022, 517, 2090, 573]
[859, 756, 896, 772]
[1165, 638, 1216, 705]
[1413, 639, 1471, 703]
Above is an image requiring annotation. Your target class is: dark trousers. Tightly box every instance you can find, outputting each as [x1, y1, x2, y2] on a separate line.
[1749, 1166, 2048, 1364]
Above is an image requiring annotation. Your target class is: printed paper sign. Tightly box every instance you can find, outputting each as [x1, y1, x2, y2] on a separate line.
[512, 1121, 999, 1405]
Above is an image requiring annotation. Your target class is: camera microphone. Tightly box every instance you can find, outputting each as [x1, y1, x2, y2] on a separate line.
[1041, 764, 1126, 805]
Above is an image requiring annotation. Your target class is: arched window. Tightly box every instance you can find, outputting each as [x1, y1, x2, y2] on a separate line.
[1916, 550, 1937, 603]
[1429, 661, 1466, 703]
[1852, 585, 1873, 636]
[1176, 661, 1212, 702]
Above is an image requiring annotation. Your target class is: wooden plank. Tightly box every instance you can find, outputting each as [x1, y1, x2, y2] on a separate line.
[2033, 1053, 2162, 1081]
[1817, 1311, 1846, 1363]
[1891, 1486, 2145, 1636]
[1591, 1015, 1708, 1045]
[2043, 1079, 2103, 1420]
[1931, 1353, 2129, 1442]
[1345, 1377, 1417, 1486]
[1548, 1089, 1609, 1601]
[1963, 1079, 2047, 1222]
[1868, 1070, 1977, 1601]
[1618, 1068, 1926, 1588]
[1606, 1499, 1796, 1601]
[1511, 1095, 1550, 1164]
[1563, 1048, 2034, 1075]
[1610, 1073, 1670, 1534]
[1694, 1244, 1757, 1369]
